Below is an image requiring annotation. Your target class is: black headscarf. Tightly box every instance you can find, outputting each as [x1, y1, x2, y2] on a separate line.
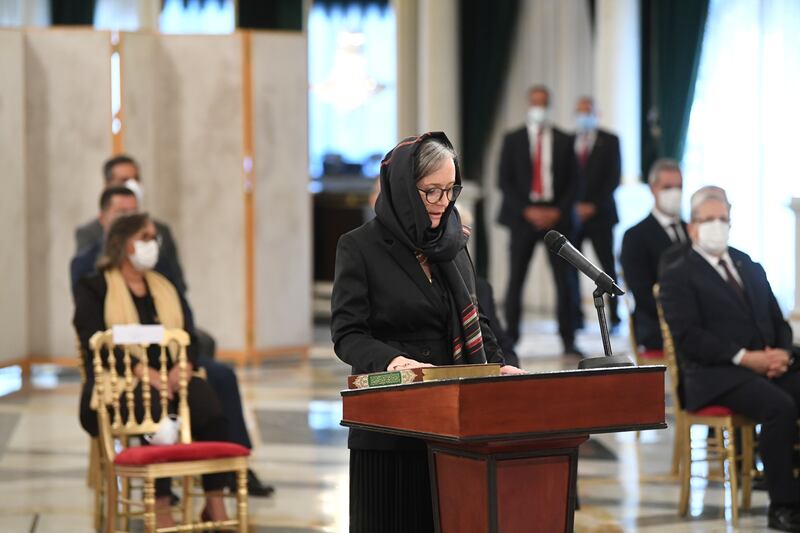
[374, 132, 487, 364]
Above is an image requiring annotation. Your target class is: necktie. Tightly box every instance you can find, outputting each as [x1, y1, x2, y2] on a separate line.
[531, 129, 543, 198]
[578, 135, 589, 169]
[669, 223, 684, 243]
[718, 258, 746, 302]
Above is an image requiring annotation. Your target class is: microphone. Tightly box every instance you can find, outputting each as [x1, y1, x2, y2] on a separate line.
[544, 230, 624, 296]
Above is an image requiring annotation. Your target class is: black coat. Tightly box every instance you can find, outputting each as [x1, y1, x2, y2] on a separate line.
[659, 247, 795, 411]
[573, 129, 621, 226]
[620, 214, 687, 350]
[72, 272, 200, 436]
[497, 125, 579, 228]
[331, 219, 504, 450]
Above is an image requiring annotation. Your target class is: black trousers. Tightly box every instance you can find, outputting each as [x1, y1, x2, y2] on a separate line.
[713, 371, 800, 505]
[573, 219, 620, 324]
[349, 449, 434, 533]
[504, 221, 577, 349]
[198, 355, 253, 449]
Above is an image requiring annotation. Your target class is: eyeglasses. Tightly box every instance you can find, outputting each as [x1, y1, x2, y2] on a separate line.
[416, 184, 462, 204]
[693, 216, 730, 224]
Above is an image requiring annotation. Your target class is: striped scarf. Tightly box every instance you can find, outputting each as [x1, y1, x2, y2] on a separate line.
[438, 259, 487, 364]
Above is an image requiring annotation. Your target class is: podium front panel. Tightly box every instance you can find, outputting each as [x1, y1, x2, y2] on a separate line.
[342, 366, 666, 442]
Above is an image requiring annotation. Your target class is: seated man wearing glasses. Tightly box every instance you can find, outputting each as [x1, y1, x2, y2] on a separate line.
[660, 186, 800, 532]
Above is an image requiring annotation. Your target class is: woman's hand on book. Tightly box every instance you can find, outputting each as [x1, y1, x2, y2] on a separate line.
[387, 356, 435, 371]
[500, 365, 525, 375]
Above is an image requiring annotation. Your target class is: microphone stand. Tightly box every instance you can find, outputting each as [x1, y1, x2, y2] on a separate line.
[578, 287, 635, 370]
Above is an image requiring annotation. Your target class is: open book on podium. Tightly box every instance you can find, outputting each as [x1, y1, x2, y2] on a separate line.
[347, 363, 501, 389]
[341, 366, 666, 533]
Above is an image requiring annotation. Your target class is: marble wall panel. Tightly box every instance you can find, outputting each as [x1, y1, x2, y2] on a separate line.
[148, 35, 246, 350]
[118, 32, 162, 215]
[0, 30, 28, 364]
[25, 29, 111, 357]
[251, 32, 312, 350]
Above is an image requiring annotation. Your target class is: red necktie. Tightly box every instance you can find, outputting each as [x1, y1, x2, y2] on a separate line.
[531, 129, 543, 197]
[579, 135, 589, 169]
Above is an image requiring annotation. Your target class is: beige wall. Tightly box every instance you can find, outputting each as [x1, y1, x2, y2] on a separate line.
[25, 29, 112, 357]
[0, 30, 28, 364]
[123, 31, 311, 354]
[2, 29, 311, 361]
[251, 32, 312, 350]
[126, 34, 247, 350]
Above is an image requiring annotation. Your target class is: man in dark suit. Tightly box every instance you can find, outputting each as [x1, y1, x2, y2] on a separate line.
[660, 187, 800, 531]
[620, 159, 687, 351]
[571, 96, 622, 329]
[498, 85, 580, 355]
[75, 154, 186, 294]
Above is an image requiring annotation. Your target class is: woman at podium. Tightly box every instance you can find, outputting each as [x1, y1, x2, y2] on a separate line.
[331, 132, 521, 532]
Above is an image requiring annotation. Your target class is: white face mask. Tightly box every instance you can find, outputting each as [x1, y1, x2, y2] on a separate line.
[696, 219, 730, 256]
[129, 239, 159, 271]
[124, 179, 144, 206]
[656, 188, 682, 217]
[576, 113, 597, 132]
[527, 106, 548, 125]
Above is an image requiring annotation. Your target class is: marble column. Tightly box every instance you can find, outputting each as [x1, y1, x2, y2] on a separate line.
[791, 198, 800, 323]
[595, 0, 640, 184]
[393, 0, 419, 139]
[416, 0, 460, 151]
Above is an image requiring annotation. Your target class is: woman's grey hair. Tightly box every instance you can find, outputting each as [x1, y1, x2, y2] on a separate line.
[415, 139, 457, 181]
[647, 158, 682, 186]
[96, 212, 150, 271]
[690, 186, 731, 221]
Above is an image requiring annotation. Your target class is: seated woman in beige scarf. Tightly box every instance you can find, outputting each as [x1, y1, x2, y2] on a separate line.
[73, 213, 231, 528]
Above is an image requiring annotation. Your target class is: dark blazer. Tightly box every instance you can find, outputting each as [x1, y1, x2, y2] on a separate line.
[497, 125, 579, 228]
[659, 247, 795, 410]
[620, 214, 687, 350]
[331, 219, 504, 450]
[573, 129, 621, 226]
[75, 217, 187, 295]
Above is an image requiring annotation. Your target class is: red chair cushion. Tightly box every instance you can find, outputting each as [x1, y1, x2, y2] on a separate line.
[639, 349, 665, 359]
[689, 405, 733, 417]
[114, 442, 250, 466]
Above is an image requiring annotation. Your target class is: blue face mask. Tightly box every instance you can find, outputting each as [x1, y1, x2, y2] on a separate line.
[575, 113, 597, 131]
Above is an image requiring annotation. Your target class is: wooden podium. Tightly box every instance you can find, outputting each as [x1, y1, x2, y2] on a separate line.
[341, 366, 666, 533]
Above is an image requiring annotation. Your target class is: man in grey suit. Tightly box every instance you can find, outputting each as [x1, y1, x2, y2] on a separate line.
[75, 155, 186, 294]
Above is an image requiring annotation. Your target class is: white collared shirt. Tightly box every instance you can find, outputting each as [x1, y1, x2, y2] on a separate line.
[651, 207, 687, 243]
[574, 129, 597, 158]
[691, 244, 746, 364]
[691, 245, 744, 287]
[526, 122, 553, 202]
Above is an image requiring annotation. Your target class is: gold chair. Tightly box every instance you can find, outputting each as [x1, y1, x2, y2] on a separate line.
[90, 328, 250, 533]
[627, 308, 676, 472]
[654, 284, 754, 524]
[77, 333, 106, 531]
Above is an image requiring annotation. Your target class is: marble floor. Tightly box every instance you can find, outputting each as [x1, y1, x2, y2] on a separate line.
[0, 317, 777, 532]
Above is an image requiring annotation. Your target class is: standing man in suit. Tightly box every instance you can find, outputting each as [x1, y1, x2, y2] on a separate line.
[498, 85, 580, 355]
[660, 187, 800, 531]
[620, 159, 687, 352]
[571, 96, 622, 330]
